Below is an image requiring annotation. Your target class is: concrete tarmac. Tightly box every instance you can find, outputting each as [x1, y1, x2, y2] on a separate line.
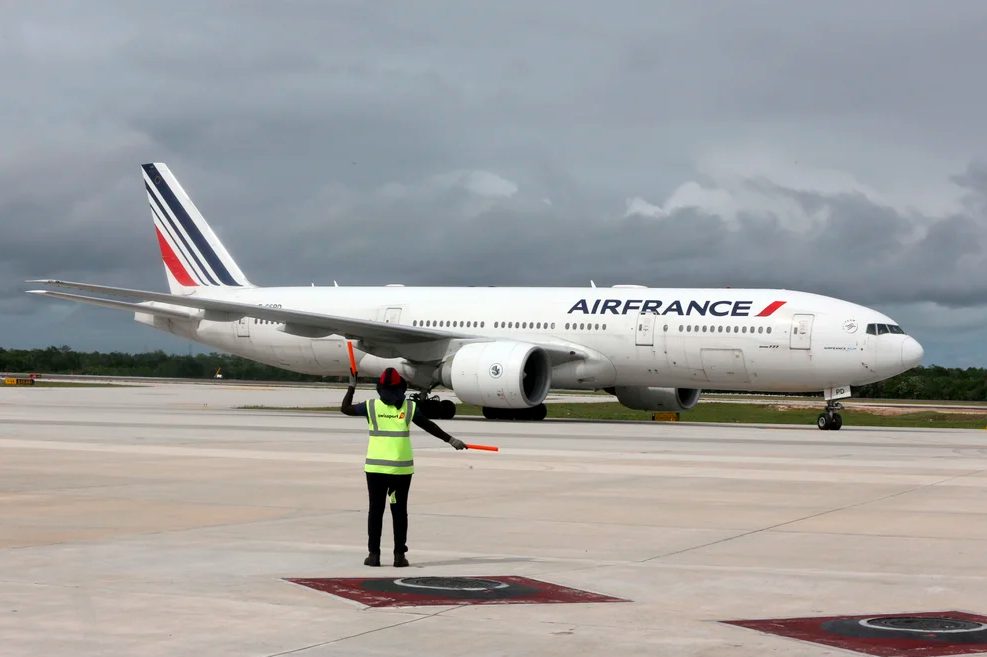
[2, 384, 986, 656]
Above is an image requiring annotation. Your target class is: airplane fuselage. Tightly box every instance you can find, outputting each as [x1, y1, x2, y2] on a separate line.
[137, 285, 921, 393]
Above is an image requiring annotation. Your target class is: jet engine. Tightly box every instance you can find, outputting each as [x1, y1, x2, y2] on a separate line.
[441, 341, 552, 409]
[608, 386, 701, 412]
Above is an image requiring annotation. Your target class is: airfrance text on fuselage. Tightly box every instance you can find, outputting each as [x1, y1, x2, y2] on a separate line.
[566, 299, 785, 316]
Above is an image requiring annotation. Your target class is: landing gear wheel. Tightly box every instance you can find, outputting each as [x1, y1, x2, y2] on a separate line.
[417, 397, 443, 419]
[817, 400, 846, 430]
[480, 405, 546, 421]
[482, 406, 504, 420]
[440, 399, 456, 420]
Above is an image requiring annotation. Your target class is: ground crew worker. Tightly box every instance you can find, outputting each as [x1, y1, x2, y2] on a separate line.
[340, 366, 466, 567]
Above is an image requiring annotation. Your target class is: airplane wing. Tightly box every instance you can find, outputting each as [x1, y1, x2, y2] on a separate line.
[27, 279, 459, 343]
[27, 290, 200, 321]
[25, 280, 588, 363]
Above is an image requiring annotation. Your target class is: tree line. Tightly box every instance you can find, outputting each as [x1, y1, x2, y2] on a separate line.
[2, 346, 984, 401]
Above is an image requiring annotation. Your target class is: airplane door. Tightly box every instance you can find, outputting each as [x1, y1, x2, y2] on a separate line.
[635, 312, 656, 346]
[236, 316, 250, 338]
[383, 307, 402, 324]
[790, 314, 814, 350]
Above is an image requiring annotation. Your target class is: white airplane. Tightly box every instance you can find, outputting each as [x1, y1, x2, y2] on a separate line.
[27, 163, 924, 430]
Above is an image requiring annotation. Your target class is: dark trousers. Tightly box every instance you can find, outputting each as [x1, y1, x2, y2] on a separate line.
[366, 472, 412, 554]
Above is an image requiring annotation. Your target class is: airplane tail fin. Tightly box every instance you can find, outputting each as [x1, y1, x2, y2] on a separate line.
[141, 162, 252, 294]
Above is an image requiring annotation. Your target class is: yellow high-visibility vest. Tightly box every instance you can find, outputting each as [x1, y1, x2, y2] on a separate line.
[365, 399, 416, 474]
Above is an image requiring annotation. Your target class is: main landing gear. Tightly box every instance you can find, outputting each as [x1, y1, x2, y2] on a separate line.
[411, 391, 457, 420]
[817, 400, 844, 431]
[481, 404, 548, 421]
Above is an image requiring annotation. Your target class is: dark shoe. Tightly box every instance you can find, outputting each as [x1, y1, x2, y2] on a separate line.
[364, 552, 380, 567]
[393, 552, 409, 568]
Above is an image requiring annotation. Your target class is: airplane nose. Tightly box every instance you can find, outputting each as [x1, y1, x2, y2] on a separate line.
[901, 337, 924, 369]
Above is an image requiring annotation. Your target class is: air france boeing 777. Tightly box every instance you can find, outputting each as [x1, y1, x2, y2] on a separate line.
[27, 163, 925, 430]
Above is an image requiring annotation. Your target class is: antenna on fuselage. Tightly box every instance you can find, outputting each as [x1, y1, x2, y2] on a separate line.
[590, 280, 596, 288]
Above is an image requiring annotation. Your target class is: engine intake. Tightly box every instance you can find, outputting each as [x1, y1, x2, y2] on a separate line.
[609, 386, 701, 412]
[441, 341, 552, 409]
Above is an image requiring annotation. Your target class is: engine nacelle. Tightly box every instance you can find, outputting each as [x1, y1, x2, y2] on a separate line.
[609, 386, 701, 412]
[441, 341, 552, 409]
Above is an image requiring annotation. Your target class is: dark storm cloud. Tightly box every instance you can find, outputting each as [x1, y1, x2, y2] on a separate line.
[3, 1, 987, 366]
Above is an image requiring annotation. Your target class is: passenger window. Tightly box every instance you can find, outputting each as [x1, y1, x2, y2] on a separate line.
[580, 323, 585, 330]
[702, 326, 707, 332]
[758, 326, 763, 334]
[601, 324, 606, 330]
[717, 326, 723, 333]
[663, 324, 668, 332]
[595, 324, 600, 330]
[565, 323, 570, 329]
[766, 327, 771, 334]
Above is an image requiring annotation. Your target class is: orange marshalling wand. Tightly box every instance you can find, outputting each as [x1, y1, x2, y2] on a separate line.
[465, 443, 499, 452]
[346, 341, 357, 376]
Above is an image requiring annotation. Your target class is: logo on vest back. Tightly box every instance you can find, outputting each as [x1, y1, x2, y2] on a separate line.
[399, 412, 405, 420]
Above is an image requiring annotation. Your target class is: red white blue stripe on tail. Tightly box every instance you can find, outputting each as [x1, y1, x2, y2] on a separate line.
[142, 163, 251, 292]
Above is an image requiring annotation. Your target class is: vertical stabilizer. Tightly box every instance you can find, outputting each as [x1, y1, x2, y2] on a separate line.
[141, 162, 252, 294]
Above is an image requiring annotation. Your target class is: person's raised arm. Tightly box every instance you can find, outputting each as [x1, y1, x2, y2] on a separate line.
[340, 370, 365, 417]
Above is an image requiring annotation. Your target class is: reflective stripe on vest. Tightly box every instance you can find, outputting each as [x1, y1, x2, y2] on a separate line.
[365, 398, 416, 474]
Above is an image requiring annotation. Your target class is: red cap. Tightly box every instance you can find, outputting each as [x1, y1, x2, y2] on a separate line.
[378, 368, 403, 386]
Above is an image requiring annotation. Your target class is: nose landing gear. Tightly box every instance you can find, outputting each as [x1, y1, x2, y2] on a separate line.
[817, 400, 844, 430]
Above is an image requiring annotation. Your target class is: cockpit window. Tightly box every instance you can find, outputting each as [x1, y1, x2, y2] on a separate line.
[866, 322, 906, 335]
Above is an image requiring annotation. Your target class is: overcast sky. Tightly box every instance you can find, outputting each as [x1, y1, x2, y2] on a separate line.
[3, 1, 987, 367]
